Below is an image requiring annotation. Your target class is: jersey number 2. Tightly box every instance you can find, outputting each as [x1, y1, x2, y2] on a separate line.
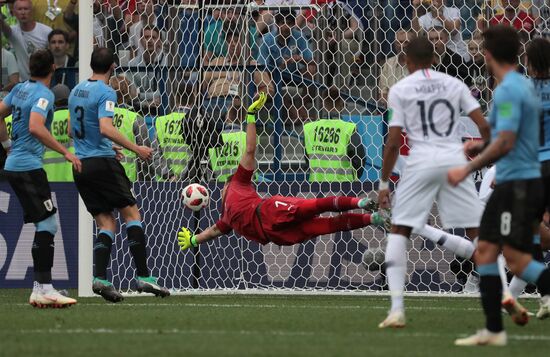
[74, 106, 85, 139]
[416, 99, 455, 138]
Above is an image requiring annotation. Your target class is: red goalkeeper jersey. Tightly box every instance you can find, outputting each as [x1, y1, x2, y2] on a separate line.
[215, 165, 268, 244]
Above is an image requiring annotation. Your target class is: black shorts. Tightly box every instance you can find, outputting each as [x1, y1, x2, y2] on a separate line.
[73, 157, 136, 216]
[542, 160, 550, 212]
[480, 178, 544, 252]
[5, 168, 57, 223]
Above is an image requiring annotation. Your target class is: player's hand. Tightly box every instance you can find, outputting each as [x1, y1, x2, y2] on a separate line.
[65, 152, 82, 173]
[135, 145, 153, 161]
[113, 145, 124, 161]
[378, 188, 391, 210]
[247, 92, 267, 114]
[447, 166, 470, 187]
[177, 227, 198, 251]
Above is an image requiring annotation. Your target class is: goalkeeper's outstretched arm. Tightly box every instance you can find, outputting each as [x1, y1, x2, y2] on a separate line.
[177, 225, 224, 251]
[240, 92, 267, 171]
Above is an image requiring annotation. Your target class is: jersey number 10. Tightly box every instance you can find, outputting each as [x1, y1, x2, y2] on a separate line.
[417, 99, 455, 138]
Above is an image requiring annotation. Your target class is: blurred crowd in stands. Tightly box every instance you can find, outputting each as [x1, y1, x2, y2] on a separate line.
[1, 0, 549, 182]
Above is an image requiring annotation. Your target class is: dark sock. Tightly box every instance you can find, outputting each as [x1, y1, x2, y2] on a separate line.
[32, 231, 54, 284]
[533, 243, 544, 262]
[127, 225, 149, 277]
[479, 275, 503, 333]
[94, 232, 113, 280]
[536, 269, 550, 296]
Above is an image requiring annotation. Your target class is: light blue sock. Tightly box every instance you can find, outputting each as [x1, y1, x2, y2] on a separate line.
[520, 260, 546, 283]
[477, 262, 499, 276]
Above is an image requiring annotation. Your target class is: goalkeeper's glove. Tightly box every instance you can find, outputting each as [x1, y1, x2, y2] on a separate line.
[177, 227, 199, 251]
[246, 92, 268, 123]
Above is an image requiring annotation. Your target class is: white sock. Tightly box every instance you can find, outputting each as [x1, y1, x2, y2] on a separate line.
[497, 255, 511, 295]
[413, 225, 475, 259]
[509, 276, 528, 299]
[385, 233, 408, 313]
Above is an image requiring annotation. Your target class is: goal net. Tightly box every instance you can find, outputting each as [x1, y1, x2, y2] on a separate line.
[84, 0, 543, 295]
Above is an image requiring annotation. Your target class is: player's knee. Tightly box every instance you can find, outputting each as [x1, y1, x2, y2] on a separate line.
[473, 241, 499, 265]
[35, 215, 57, 236]
[121, 205, 141, 222]
[95, 213, 117, 232]
[502, 246, 531, 275]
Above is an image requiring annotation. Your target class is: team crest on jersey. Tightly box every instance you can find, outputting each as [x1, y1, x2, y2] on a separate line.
[37, 98, 49, 110]
[106, 101, 115, 112]
[43, 199, 54, 212]
[387, 108, 393, 122]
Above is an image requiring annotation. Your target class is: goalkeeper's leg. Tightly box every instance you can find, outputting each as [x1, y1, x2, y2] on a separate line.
[294, 196, 375, 221]
[120, 205, 170, 297]
[299, 214, 372, 236]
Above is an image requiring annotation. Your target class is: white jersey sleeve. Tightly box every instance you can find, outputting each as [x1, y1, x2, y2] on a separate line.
[387, 86, 405, 129]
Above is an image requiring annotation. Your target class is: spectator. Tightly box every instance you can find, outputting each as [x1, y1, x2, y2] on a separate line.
[48, 29, 78, 87]
[110, 74, 172, 181]
[428, 26, 471, 85]
[64, 0, 106, 48]
[203, 28, 273, 123]
[379, 29, 412, 105]
[1, 2, 18, 49]
[467, 38, 489, 111]
[128, 0, 162, 57]
[125, 26, 166, 110]
[0, 0, 52, 80]
[32, 0, 76, 53]
[1, 48, 20, 99]
[303, 87, 366, 182]
[533, 0, 550, 38]
[204, 7, 259, 63]
[412, 0, 470, 61]
[485, 0, 535, 35]
[324, 1, 363, 88]
[258, 10, 316, 122]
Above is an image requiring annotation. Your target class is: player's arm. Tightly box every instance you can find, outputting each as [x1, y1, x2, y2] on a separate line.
[240, 92, 267, 171]
[177, 225, 225, 251]
[99, 117, 152, 161]
[378, 126, 402, 208]
[460, 83, 491, 156]
[378, 88, 405, 208]
[449, 88, 519, 186]
[0, 101, 11, 150]
[29, 112, 82, 172]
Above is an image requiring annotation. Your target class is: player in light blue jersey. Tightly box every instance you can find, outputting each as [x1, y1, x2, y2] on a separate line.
[69, 47, 169, 302]
[449, 25, 550, 346]
[0, 49, 81, 308]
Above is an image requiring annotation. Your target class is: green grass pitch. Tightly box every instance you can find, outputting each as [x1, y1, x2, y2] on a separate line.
[0, 289, 548, 357]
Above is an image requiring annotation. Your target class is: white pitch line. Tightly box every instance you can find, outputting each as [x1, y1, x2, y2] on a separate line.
[11, 302, 484, 311]
[11, 328, 550, 341]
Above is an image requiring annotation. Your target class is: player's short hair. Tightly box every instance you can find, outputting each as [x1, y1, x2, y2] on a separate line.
[404, 37, 434, 67]
[48, 29, 69, 43]
[29, 49, 54, 78]
[527, 38, 550, 78]
[90, 47, 115, 74]
[482, 25, 520, 65]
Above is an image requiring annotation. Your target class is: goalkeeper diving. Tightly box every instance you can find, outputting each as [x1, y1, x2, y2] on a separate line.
[177, 93, 389, 250]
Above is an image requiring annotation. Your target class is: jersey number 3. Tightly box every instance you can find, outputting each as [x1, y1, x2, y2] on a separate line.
[74, 106, 85, 139]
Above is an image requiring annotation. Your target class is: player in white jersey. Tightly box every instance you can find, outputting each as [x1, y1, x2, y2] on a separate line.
[377, 36, 490, 328]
